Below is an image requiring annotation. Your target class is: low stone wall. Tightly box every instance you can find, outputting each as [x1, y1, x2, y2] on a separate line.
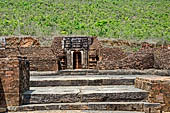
[135, 76, 170, 112]
[0, 56, 30, 108]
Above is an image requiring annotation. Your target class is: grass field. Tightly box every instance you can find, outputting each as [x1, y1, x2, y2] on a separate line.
[0, 0, 169, 42]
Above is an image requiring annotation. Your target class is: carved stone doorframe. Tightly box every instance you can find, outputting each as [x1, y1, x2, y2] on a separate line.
[70, 50, 87, 69]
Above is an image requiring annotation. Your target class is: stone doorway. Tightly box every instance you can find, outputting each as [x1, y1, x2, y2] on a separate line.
[73, 51, 82, 69]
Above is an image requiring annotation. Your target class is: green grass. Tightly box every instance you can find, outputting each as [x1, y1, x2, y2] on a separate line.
[0, 0, 170, 42]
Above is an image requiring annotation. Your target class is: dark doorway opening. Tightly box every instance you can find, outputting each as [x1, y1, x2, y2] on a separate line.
[73, 51, 82, 69]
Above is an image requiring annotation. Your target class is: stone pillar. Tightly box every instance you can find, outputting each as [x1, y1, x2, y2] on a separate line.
[70, 51, 74, 69]
[83, 50, 88, 69]
[66, 50, 72, 69]
[80, 51, 83, 65]
[0, 56, 30, 108]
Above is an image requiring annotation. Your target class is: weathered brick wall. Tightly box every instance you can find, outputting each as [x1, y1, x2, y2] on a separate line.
[97, 47, 127, 70]
[1, 36, 58, 71]
[51, 37, 65, 57]
[118, 48, 154, 69]
[2, 46, 58, 71]
[135, 77, 170, 112]
[99, 47, 127, 62]
[19, 47, 58, 71]
[0, 48, 6, 58]
[0, 56, 30, 107]
[97, 40, 170, 70]
[89, 37, 101, 50]
[4, 36, 40, 48]
[154, 48, 170, 70]
[98, 47, 154, 70]
[5, 47, 20, 57]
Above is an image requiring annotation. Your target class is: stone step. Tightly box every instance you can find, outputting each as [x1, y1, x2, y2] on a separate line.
[30, 69, 170, 76]
[23, 86, 148, 104]
[59, 69, 99, 75]
[8, 102, 160, 112]
[30, 75, 144, 87]
[8, 110, 145, 113]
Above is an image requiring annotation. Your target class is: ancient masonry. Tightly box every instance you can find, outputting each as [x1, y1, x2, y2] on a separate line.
[0, 36, 170, 113]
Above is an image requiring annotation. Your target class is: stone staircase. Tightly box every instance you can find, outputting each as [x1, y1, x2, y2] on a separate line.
[8, 70, 160, 112]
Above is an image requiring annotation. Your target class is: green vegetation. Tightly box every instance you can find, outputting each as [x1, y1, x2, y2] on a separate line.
[0, 0, 169, 41]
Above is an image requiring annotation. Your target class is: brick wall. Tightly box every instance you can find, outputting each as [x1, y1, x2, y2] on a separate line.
[0, 56, 30, 107]
[154, 48, 170, 70]
[1, 36, 58, 71]
[135, 77, 170, 112]
[5, 47, 20, 57]
[97, 47, 127, 70]
[118, 48, 154, 69]
[5, 36, 40, 48]
[19, 47, 58, 71]
[0, 48, 6, 58]
[98, 47, 155, 70]
[2, 46, 58, 71]
[51, 37, 65, 57]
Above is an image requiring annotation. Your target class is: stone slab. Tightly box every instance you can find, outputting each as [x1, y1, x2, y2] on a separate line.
[7, 102, 160, 112]
[30, 75, 156, 87]
[30, 75, 142, 87]
[23, 85, 148, 104]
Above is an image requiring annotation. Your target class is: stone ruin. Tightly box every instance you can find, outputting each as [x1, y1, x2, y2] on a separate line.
[0, 36, 170, 112]
[1, 36, 169, 71]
